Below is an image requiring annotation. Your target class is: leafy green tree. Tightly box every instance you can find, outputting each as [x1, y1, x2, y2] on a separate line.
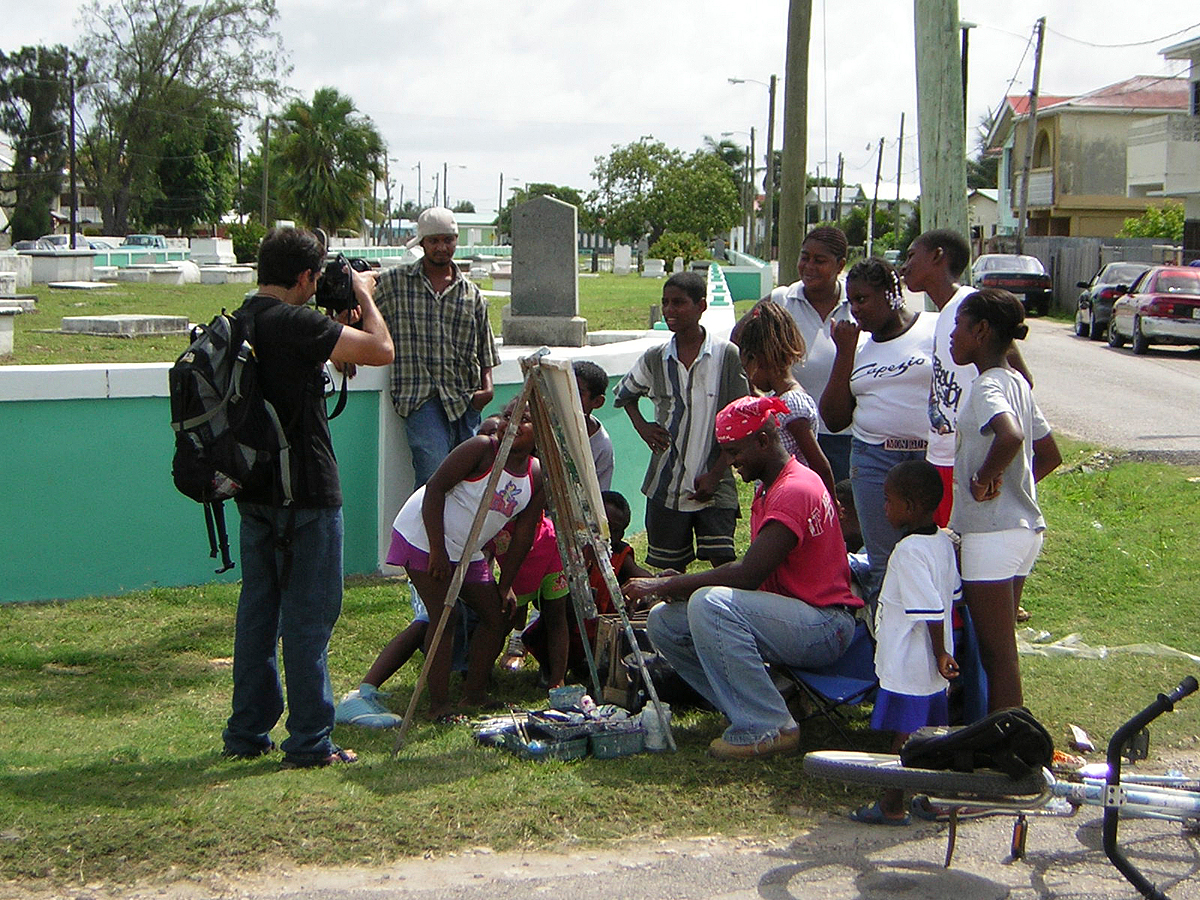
[76, 0, 286, 234]
[145, 94, 237, 232]
[224, 220, 266, 262]
[649, 231, 709, 266]
[274, 87, 383, 233]
[1118, 201, 1185, 241]
[590, 139, 739, 245]
[452, 200, 475, 213]
[649, 151, 740, 242]
[836, 204, 895, 250]
[590, 138, 679, 244]
[0, 45, 78, 241]
[967, 152, 998, 190]
[496, 182, 593, 236]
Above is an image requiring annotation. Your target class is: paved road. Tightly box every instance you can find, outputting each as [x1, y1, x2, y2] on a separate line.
[1019, 316, 1200, 461]
[54, 813, 1200, 900]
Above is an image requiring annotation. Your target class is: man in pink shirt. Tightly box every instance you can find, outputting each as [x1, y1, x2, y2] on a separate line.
[624, 396, 862, 759]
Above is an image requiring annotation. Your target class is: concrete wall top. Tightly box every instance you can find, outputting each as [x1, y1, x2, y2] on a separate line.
[0, 335, 664, 403]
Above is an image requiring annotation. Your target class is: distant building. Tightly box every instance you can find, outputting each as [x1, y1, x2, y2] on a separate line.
[1127, 36, 1200, 259]
[968, 188, 999, 245]
[987, 76, 1189, 238]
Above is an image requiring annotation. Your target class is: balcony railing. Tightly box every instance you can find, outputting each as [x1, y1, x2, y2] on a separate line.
[1013, 169, 1054, 207]
[1129, 114, 1200, 146]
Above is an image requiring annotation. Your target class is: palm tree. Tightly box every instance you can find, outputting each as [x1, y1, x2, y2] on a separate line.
[275, 87, 384, 233]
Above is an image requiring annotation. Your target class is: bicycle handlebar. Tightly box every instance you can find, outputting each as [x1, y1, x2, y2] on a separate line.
[1103, 675, 1198, 900]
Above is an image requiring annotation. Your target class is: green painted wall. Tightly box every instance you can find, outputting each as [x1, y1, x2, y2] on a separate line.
[1, 393, 380, 604]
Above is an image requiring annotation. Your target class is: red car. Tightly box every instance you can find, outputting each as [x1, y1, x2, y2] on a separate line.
[971, 254, 1054, 316]
[1107, 266, 1200, 355]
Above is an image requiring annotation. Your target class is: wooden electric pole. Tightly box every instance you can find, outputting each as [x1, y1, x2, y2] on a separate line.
[867, 137, 885, 257]
[894, 113, 905, 243]
[834, 153, 844, 221]
[777, 0, 812, 288]
[914, 0, 968, 238]
[764, 74, 777, 262]
[1016, 17, 1046, 254]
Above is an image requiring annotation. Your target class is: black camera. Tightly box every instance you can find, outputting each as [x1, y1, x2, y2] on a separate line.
[315, 254, 372, 314]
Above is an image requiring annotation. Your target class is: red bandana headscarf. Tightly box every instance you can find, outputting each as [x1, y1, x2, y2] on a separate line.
[714, 396, 789, 444]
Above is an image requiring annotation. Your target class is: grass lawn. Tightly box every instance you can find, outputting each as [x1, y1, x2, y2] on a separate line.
[2, 439, 1200, 890]
[2, 274, 746, 366]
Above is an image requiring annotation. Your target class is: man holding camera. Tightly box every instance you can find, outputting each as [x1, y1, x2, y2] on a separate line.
[221, 227, 393, 768]
[375, 206, 498, 488]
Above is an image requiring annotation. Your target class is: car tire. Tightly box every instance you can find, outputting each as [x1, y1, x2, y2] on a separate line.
[1131, 317, 1150, 355]
[1074, 314, 1088, 337]
[1088, 314, 1105, 341]
[1036, 294, 1051, 317]
[1108, 319, 1125, 348]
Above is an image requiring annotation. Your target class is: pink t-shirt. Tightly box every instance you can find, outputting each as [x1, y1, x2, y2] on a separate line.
[754, 458, 860, 609]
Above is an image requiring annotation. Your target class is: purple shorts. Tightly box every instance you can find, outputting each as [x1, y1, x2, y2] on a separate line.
[387, 530, 493, 583]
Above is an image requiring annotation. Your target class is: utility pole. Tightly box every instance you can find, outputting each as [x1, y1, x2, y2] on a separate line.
[443, 161, 449, 209]
[68, 74, 77, 247]
[498, 172, 504, 216]
[372, 158, 380, 245]
[914, 0, 968, 238]
[834, 153, 844, 221]
[414, 162, 422, 209]
[384, 156, 392, 246]
[260, 115, 270, 226]
[764, 74, 777, 261]
[867, 136, 884, 257]
[747, 126, 757, 255]
[777, 0, 812, 286]
[894, 112, 905, 243]
[1016, 17, 1046, 254]
[433, 171, 440, 208]
[741, 144, 750, 249]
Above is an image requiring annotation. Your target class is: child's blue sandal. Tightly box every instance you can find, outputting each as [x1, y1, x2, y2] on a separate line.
[849, 801, 911, 826]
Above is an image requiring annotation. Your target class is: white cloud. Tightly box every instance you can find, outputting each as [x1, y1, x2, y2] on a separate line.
[4, 0, 1194, 216]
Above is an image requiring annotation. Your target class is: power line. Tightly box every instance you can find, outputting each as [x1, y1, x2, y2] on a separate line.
[1046, 20, 1200, 49]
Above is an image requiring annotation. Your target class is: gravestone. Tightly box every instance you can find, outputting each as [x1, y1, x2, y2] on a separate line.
[613, 243, 632, 275]
[672, 257, 684, 274]
[641, 258, 665, 278]
[502, 195, 587, 347]
[0, 307, 20, 355]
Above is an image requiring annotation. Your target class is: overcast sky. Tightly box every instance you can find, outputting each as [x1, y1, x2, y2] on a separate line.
[7, 1, 1199, 217]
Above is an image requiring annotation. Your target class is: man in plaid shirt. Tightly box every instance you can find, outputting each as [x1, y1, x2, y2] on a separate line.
[375, 207, 499, 486]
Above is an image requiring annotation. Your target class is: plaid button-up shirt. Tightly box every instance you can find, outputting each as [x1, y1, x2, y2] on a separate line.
[375, 259, 499, 421]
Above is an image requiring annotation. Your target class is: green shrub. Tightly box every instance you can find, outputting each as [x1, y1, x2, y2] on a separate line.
[224, 222, 267, 263]
[649, 231, 709, 267]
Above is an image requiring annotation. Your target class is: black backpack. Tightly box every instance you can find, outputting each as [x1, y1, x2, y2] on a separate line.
[169, 296, 294, 572]
[900, 707, 1054, 780]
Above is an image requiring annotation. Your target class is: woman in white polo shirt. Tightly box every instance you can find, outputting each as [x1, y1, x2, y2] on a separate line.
[820, 257, 936, 610]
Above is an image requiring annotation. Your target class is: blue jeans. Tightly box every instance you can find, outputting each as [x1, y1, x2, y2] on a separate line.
[223, 504, 344, 761]
[647, 587, 856, 745]
[404, 396, 481, 488]
[818, 432, 853, 484]
[849, 438, 928, 611]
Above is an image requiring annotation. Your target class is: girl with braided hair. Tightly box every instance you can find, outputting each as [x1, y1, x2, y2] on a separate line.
[819, 257, 936, 613]
[735, 299, 836, 495]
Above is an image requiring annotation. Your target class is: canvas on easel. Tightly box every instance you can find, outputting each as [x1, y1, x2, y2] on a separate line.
[392, 350, 675, 753]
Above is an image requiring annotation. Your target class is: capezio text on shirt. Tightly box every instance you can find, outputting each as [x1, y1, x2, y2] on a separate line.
[849, 356, 928, 381]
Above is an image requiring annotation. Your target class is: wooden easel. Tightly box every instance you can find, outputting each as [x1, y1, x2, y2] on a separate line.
[393, 350, 676, 753]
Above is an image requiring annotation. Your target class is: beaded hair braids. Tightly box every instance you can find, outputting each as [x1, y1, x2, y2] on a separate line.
[846, 257, 904, 309]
